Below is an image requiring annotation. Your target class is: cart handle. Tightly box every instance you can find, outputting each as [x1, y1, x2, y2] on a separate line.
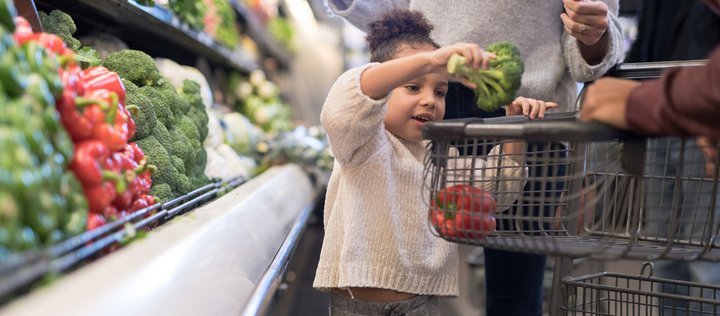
[423, 115, 638, 142]
[606, 59, 707, 80]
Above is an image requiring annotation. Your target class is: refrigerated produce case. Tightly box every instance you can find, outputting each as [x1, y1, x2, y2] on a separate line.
[1, 0, 328, 314]
[0, 164, 320, 316]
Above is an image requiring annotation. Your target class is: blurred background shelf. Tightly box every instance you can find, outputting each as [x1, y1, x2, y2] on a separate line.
[33, 0, 259, 73]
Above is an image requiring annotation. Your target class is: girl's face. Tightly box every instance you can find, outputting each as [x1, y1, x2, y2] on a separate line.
[384, 44, 448, 142]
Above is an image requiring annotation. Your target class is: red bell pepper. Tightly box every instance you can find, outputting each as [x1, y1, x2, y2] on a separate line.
[123, 105, 136, 140]
[12, 17, 33, 45]
[102, 206, 119, 222]
[78, 67, 126, 105]
[71, 140, 116, 186]
[58, 66, 96, 141]
[83, 181, 117, 214]
[129, 194, 158, 214]
[71, 140, 129, 213]
[34, 32, 66, 56]
[81, 89, 130, 151]
[430, 185, 497, 239]
[87, 213, 107, 231]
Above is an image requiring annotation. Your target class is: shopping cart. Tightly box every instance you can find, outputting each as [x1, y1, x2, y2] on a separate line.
[423, 115, 720, 260]
[421, 60, 718, 315]
[563, 262, 720, 315]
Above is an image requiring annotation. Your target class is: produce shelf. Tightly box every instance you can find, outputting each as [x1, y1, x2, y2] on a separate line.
[33, 0, 259, 73]
[0, 176, 246, 305]
[231, 0, 293, 69]
[0, 164, 318, 316]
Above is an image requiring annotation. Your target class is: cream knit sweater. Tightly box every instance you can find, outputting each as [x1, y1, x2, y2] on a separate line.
[313, 64, 525, 296]
[327, 0, 624, 111]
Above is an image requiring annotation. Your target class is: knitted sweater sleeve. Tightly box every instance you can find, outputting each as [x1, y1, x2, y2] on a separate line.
[320, 63, 390, 166]
[563, 0, 624, 82]
[446, 146, 527, 212]
[325, 0, 409, 32]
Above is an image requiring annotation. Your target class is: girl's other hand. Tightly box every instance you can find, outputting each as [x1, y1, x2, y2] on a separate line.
[507, 97, 558, 119]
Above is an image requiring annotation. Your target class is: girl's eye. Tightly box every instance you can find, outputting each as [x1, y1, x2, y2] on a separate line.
[404, 84, 420, 92]
[435, 90, 447, 97]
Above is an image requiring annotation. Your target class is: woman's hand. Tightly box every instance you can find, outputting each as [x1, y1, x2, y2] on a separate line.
[507, 97, 558, 119]
[579, 77, 641, 129]
[561, 0, 609, 46]
[426, 42, 495, 89]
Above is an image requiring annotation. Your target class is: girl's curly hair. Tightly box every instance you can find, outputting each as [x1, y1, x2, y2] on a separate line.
[366, 9, 439, 62]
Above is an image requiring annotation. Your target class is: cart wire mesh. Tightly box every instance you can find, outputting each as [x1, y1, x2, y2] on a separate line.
[563, 263, 720, 315]
[422, 115, 720, 260]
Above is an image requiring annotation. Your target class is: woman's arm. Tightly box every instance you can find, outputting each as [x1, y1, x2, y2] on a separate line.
[326, 0, 409, 32]
[562, 0, 624, 81]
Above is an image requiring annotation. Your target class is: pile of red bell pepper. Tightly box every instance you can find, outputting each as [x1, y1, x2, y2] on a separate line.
[430, 184, 497, 240]
[14, 17, 158, 230]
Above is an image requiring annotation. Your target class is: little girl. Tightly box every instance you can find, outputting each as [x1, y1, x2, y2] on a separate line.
[314, 9, 557, 315]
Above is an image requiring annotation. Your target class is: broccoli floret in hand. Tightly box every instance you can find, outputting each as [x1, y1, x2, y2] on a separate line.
[447, 41, 524, 112]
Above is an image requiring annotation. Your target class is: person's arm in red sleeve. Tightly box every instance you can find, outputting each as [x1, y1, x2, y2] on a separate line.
[625, 46, 720, 136]
[580, 46, 720, 137]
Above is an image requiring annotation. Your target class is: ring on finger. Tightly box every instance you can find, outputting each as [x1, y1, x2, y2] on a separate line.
[579, 24, 587, 34]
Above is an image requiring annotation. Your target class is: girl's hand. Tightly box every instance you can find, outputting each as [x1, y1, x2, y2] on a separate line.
[426, 42, 495, 88]
[561, 0, 609, 46]
[507, 97, 558, 119]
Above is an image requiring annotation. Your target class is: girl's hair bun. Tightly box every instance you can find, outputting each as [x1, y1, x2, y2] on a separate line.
[366, 9, 434, 53]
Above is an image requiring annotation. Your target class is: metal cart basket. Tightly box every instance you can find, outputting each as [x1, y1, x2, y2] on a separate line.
[563, 262, 720, 315]
[422, 115, 720, 261]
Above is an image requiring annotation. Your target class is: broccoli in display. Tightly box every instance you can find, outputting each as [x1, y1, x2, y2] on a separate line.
[447, 41, 524, 112]
[148, 183, 173, 203]
[171, 155, 185, 174]
[125, 80, 158, 140]
[138, 86, 174, 128]
[39, 10, 80, 50]
[103, 50, 162, 87]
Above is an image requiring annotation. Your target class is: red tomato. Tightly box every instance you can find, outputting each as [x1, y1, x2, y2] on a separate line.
[430, 184, 497, 239]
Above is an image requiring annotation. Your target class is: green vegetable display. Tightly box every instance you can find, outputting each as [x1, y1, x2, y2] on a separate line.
[104, 49, 210, 201]
[0, 15, 87, 253]
[102, 49, 162, 87]
[39, 10, 80, 50]
[447, 41, 524, 112]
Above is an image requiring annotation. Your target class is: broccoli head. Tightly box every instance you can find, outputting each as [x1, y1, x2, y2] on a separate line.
[39, 10, 81, 50]
[149, 183, 173, 203]
[190, 175, 210, 189]
[150, 119, 172, 153]
[447, 41, 524, 112]
[135, 136, 175, 186]
[176, 115, 201, 141]
[155, 80, 186, 116]
[187, 107, 209, 140]
[169, 127, 195, 171]
[170, 155, 185, 174]
[138, 86, 174, 129]
[171, 173, 193, 194]
[125, 80, 158, 141]
[103, 50, 161, 87]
